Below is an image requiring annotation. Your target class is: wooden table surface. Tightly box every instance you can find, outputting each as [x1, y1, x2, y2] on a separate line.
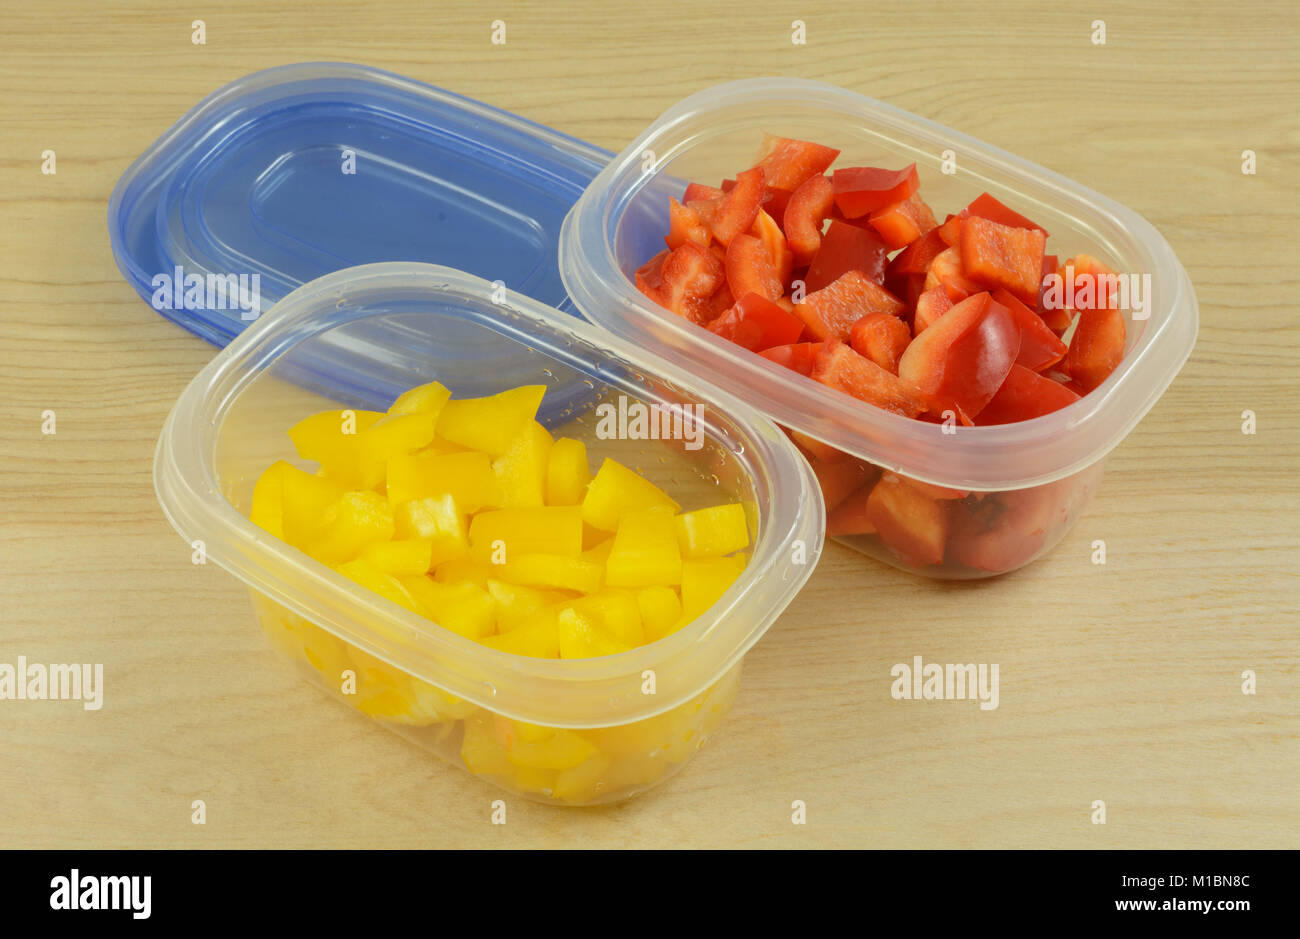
[2, 0, 1297, 849]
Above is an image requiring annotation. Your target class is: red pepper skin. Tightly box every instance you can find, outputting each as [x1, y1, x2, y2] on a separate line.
[831, 164, 919, 218]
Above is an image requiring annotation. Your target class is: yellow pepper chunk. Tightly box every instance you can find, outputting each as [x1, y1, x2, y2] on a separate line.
[605, 507, 683, 588]
[500, 554, 604, 595]
[387, 447, 500, 513]
[277, 464, 346, 546]
[249, 459, 292, 539]
[493, 420, 553, 508]
[335, 558, 421, 614]
[564, 589, 644, 646]
[386, 379, 451, 418]
[361, 539, 434, 577]
[468, 506, 583, 563]
[557, 607, 633, 659]
[674, 503, 751, 558]
[392, 494, 468, 567]
[637, 585, 684, 643]
[307, 491, 396, 563]
[400, 576, 496, 640]
[435, 385, 546, 455]
[287, 409, 384, 486]
[553, 753, 612, 803]
[546, 437, 591, 506]
[680, 555, 747, 621]
[480, 607, 561, 658]
[581, 458, 680, 531]
[485, 580, 571, 632]
[461, 715, 514, 776]
[506, 727, 598, 770]
[433, 557, 493, 588]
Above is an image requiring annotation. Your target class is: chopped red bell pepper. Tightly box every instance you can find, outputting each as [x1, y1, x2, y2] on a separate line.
[758, 341, 824, 376]
[751, 209, 794, 287]
[913, 286, 953, 335]
[936, 214, 963, 247]
[991, 288, 1068, 373]
[864, 475, 950, 566]
[924, 246, 982, 301]
[959, 192, 1049, 236]
[725, 233, 783, 302]
[868, 191, 938, 250]
[1064, 306, 1126, 391]
[831, 164, 919, 219]
[975, 363, 1080, 425]
[635, 249, 669, 301]
[803, 220, 888, 293]
[811, 340, 931, 417]
[658, 241, 725, 325]
[959, 216, 1047, 305]
[666, 198, 710, 250]
[826, 481, 878, 536]
[783, 174, 834, 263]
[701, 166, 765, 246]
[898, 291, 1020, 420]
[888, 228, 948, 277]
[706, 292, 804, 351]
[813, 459, 877, 514]
[752, 135, 842, 192]
[789, 428, 849, 463]
[793, 270, 906, 342]
[849, 311, 912, 374]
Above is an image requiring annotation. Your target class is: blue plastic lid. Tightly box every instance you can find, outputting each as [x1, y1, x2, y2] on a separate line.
[108, 62, 612, 348]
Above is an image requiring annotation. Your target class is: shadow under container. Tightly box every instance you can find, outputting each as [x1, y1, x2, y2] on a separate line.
[154, 262, 823, 804]
[560, 78, 1198, 578]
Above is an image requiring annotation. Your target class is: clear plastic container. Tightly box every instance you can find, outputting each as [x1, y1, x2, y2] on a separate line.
[560, 78, 1198, 578]
[153, 262, 823, 804]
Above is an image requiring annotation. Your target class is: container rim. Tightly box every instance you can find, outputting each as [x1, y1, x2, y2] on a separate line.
[560, 77, 1199, 491]
[153, 261, 824, 727]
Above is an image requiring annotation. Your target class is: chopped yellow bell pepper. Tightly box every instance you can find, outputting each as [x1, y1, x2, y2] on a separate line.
[287, 409, 384, 486]
[546, 437, 591, 506]
[674, 502, 751, 558]
[680, 555, 747, 621]
[506, 727, 598, 770]
[400, 576, 496, 640]
[500, 554, 604, 595]
[387, 449, 500, 513]
[392, 494, 467, 566]
[249, 459, 292, 539]
[436, 384, 546, 455]
[557, 607, 633, 659]
[485, 580, 570, 632]
[361, 539, 434, 577]
[493, 420, 553, 508]
[636, 585, 684, 643]
[564, 589, 644, 646]
[480, 607, 561, 658]
[581, 458, 680, 531]
[386, 379, 451, 418]
[468, 506, 583, 563]
[605, 507, 683, 588]
[335, 557, 421, 614]
[277, 464, 346, 546]
[433, 557, 493, 588]
[307, 491, 396, 563]
[461, 715, 514, 776]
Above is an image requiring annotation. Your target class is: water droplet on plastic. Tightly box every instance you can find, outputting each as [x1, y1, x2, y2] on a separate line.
[482, 682, 497, 697]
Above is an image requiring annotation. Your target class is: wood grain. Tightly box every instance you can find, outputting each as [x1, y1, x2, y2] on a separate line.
[1, 0, 1296, 849]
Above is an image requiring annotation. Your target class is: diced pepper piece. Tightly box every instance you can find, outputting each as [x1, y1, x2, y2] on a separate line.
[249, 459, 292, 539]
[831, 164, 919, 218]
[278, 465, 346, 546]
[811, 340, 931, 417]
[812, 458, 876, 513]
[936, 214, 963, 247]
[336, 558, 421, 613]
[387, 380, 451, 418]
[500, 554, 604, 594]
[565, 590, 644, 646]
[683, 181, 725, 203]
[923, 246, 982, 302]
[849, 311, 912, 374]
[400, 576, 496, 639]
[991, 288, 1068, 373]
[486, 580, 570, 632]
[803, 220, 889, 293]
[461, 715, 514, 776]
[724, 233, 783, 302]
[657, 241, 726, 324]
[481, 607, 561, 658]
[976, 364, 1081, 425]
[546, 437, 591, 507]
[553, 754, 612, 804]
[492, 420, 553, 508]
[948, 484, 1062, 573]
[826, 481, 877, 535]
[557, 607, 633, 658]
[307, 491, 396, 563]
[701, 166, 765, 247]
[605, 508, 683, 588]
[468, 506, 583, 562]
[582, 458, 681, 531]
[793, 270, 905, 342]
[666, 197, 711, 250]
[751, 134, 841, 191]
[680, 556, 747, 621]
[757, 341, 824, 376]
[913, 286, 953, 335]
[433, 557, 492, 588]
[867, 191, 938, 250]
[436, 385, 546, 456]
[707, 292, 804, 351]
[959, 192, 1049, 236]
[898, 291, 1020, 420]
[635, 249, 670, 303]
[751, 209, 794, 286]
[387, 450, 500, 513]
[361, 539, 435, 577]
[865, 475, 950, 567]
[637, 585, 684, 642]
[959, 216, 1047, 306]
[1065, 306, 1126, 391]
[674, 503, 750, 558]
[887, 228, 948, 277]
[506, 728, 599, 771]
[788, 428, 848, 463]
[287, 409, 385, 488]
[782, 174, 835, 263]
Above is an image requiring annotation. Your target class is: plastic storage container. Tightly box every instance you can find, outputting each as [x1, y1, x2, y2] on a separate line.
[560, 78, 1198, 578]
[153, 262, 823, 804]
